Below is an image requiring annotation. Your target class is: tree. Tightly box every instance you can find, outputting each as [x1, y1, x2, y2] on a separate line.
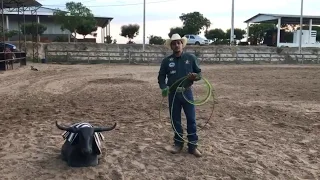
[205, 28, 225, 40]
[120, 24, 140, 42]
[179, 11, 211, 34]
[104, 35, 113, 44]
[76, 18, 97, 39]
[148, 35, 165, 45]
[226, 28, 246, 40]
[20, 23, 47, 41]
[203, 18, 211, 34]
[6, 30, 19, 38]
[0, 28, 19, 39]
[168, 27, 186, 38]
[53, 2, 95, 42]
[248, 23, 275, 45]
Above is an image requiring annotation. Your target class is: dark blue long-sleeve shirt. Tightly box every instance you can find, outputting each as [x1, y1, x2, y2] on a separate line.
[157, 52, 202, 91]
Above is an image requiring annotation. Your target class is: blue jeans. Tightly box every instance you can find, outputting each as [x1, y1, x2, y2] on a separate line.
[168, 88, 198, 150]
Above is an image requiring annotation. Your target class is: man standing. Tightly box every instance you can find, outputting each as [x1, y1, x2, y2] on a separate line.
[158, 33, 202, 157]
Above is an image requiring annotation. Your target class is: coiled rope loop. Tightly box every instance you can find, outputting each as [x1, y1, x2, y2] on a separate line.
[159, 75, 215, 146]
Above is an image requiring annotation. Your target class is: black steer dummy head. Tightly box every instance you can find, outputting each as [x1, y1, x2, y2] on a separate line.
[55, 121, 116, 155]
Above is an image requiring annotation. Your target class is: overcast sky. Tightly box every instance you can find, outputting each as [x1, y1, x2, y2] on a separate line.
[39, 0, 320, 43]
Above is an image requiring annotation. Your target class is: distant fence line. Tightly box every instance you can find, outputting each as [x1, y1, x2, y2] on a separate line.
[0, 51, 27, 71]
[44, 50, 320, 65]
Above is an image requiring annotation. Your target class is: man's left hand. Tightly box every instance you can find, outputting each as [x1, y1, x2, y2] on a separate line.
[187, 73, 199, 81]
[161, 87, 169, 97]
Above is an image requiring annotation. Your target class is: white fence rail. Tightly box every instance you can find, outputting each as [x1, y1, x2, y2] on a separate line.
[45, 50, 320, 64]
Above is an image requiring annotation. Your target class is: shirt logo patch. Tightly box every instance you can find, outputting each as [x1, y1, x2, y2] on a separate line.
[169, 58, 174, 61]
[170, 70, 176, 74]
[169, 62, 175, 67]
[185, 60, 190, 64]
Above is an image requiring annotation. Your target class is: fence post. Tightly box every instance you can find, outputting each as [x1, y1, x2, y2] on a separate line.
[66, 51, 69, 62]
[269, 53, 272, 63]
[20, 52, 27, 66]
[128, 50, 131, 64]
[108, 52, 110, 64]
[96, 50, 98, 62]
[236, 52, 238, 62]
[45, 48, 47, 61]
[87, 51, 90, 64]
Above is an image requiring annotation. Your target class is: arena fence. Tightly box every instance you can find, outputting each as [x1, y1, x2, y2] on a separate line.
[0, 52, 27, 71]
[44, 50, 320, 65]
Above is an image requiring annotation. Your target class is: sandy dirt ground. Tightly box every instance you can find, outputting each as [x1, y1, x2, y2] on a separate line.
[0, 63, 319, 180]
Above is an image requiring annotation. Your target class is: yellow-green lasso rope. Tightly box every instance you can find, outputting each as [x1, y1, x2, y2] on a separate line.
[159, 75, 215, 146]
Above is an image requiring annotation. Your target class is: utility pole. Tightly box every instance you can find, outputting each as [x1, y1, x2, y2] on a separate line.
[230, 0, 234, 45]
[299, 0, 304, 53]
[143, 0, 146, 51]
[1, 0, 5, 43]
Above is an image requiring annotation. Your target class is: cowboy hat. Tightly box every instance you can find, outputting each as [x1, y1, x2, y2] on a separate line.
[164, 33, 187, 49]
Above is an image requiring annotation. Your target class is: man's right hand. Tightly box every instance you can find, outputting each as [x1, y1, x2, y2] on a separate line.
[161, 87, 169, 97]
[187, 73, 200, 81]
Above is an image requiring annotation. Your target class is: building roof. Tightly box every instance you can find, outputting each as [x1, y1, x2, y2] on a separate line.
[3, 6, 113, 28]
[2, 0, 41, 9]
[3, 6, 66, 15]
[244, 13, 320, 25]
[94, 16, 113, 28]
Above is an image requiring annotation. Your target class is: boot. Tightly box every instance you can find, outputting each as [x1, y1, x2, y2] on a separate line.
[168, 145, 183, 154]
[189, 148, 202, 157]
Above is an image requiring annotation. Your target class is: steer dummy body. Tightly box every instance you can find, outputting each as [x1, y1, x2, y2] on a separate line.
[56, 121, 116, 167]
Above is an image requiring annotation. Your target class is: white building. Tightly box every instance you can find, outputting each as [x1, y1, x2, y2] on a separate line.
[244, 13, 320, 48]
[2, 6, 112, 43]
